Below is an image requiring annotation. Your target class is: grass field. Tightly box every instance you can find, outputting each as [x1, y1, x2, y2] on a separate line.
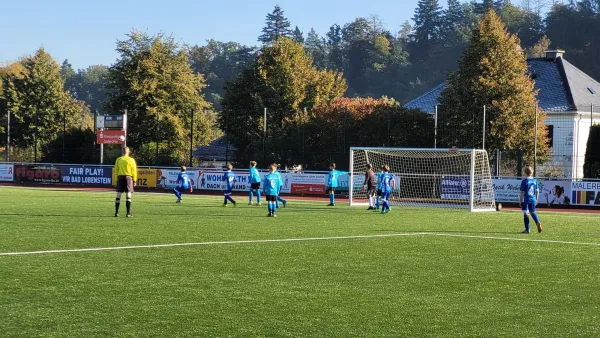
[1, 187, 599, 337]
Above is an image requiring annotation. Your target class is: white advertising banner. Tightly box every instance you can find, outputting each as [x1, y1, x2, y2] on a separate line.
[157, 169, 199, 189]
[571, 181, 600, 206]
[492, 178, 572, 205]
[0, 164, 14, 182]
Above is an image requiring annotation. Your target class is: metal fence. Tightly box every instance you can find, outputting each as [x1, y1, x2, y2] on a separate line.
[2, 104, 600, 178]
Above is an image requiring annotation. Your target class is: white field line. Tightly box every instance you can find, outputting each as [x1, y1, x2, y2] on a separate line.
[0, 233, 426, 257]
[424, 233, 600, 247]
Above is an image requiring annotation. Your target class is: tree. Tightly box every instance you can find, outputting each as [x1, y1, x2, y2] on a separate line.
[2, 48, 86, 161]
[293, 26, 304, 44]
[106, 31, 214, 165]
[527, 35, 552, 57]
[442, 0, 470, 46]
[326, 24, 344, 70]
[60, 59, 77, 97]
[75, 65, 109, 114]
[583, 124, 600, 178]
[189, 40, 256, 108]
[307, 97, 433, 168]
[220, 37, 346, 166]
[304, 28, 327, 69]
[437, 10, 549, 159]
[409, 0, 443, 62]
[258, 5, 293, 44]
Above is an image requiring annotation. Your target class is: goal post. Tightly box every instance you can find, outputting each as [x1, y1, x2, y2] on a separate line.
[349, 147, 496, 212]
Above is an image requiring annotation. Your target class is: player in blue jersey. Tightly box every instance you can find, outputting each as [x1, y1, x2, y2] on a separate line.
[380, 165, 395, 214]
[376, 166, 384, 210]
[274, 164, 287, 208]
[263, 164, 282, 217]
[248, 161, 262, 206]
[326, 163, 349, 206]
[174, 166, 193, 203]
[520, 166, 542, 233]
[222, 163, 237, 207]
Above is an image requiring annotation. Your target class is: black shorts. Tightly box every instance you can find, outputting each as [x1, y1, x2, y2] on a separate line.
[377, 189, 382, 197]
[251, 182, 260, 190]
[116, 176, 134, 193]
[266, 194, 277, 202]
[327, 187, 335, 194]
[367, 186, 376, 196]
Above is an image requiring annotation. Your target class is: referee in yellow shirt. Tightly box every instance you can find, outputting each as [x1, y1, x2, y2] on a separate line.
[114, 147, 137, 217]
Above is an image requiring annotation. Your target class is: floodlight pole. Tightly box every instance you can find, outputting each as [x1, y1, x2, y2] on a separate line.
[263, 107, 267, 166]
[62, 109, 66, 163]
[434, 105, 438, 148]
[534, 106, 538, 176]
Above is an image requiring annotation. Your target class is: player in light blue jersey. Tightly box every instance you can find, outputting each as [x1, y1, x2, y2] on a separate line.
[222, 163, 237, 207]
[520, 166, 542, 233]
[380, 165, 395, 214]
[376, 166, 384, 210]
[248, 161, 262, 206]
[174, 166, 193, 203]
[326, 163, 349, 206]
[274, 165, 287, 208]
[263, 164, 282, 217]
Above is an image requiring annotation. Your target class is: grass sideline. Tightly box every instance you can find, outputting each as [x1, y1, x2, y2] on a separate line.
[1, 187, 599, 337]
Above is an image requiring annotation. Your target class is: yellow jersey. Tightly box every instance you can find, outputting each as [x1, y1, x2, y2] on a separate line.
[114, 155, 137, 182]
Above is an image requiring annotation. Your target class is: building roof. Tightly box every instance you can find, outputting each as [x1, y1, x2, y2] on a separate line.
[193, 136, 236, 161]
[404, 56, 600, 113]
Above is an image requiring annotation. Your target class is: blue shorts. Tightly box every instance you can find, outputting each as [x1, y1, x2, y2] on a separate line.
[381, 191, 391, 200]
[174, 186, 188, 193]
[224, 189, 233, 195]
[522, 200, 536, 213]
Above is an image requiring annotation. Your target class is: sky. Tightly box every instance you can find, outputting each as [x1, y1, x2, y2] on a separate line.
[0, 0, 422, 70]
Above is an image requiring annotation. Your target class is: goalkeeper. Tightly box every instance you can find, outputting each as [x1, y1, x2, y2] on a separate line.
[362, 163, 376, 210]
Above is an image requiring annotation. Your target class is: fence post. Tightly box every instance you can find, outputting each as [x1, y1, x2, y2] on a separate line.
[495, 149, 500, 177]
[590, 104, 594, 177]
[302, 107, 306, 168]
[517, 150, 523, 177]
[189, 109, 194, 167]
[6, 109, 10, 162]
[263, 107, 267, 167]
[434, 105, 438, 148]
[482, 105, 486, 150]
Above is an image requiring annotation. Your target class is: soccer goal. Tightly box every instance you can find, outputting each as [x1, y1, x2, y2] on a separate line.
[349, 148, 496, 212]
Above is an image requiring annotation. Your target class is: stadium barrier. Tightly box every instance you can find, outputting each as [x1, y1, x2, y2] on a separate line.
[1, 162, 600, 207]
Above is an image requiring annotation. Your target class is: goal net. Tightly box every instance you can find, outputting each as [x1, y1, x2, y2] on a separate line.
[349, 148, 496, 212]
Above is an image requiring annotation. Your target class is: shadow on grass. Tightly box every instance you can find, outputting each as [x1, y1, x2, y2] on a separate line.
[1, 213, 115, 218]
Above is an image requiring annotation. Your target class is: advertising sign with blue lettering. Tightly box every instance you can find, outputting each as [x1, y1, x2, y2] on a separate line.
[440, 176, 470, 200]
[156, 169, 198, 189]
[196, 171, 251, 191]
[571, 181, 600, 206]
[61, 166, 112, 185]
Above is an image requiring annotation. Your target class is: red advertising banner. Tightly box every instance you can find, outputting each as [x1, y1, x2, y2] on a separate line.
[97, 130, 126, 144]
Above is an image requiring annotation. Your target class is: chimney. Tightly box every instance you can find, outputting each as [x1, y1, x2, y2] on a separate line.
[545, 49, 565, 60]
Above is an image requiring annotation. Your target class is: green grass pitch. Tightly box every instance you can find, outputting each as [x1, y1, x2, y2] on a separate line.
[1, 187, 599, 337]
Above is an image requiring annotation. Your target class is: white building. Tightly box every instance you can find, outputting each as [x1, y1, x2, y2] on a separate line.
[404, 50, 600, 178]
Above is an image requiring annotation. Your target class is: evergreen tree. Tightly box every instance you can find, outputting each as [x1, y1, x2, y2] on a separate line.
[305, 28, 327, 69]
[409, 0, 443, 62]
[106, 31, 214, 165]
[437, 10, 549, 159]
[293, 26, 304, 44]
[442, 0, 470, 46]
[583, 124, 600, 178]
[326, 24, 344, 70]
[60, 59, 77, 97]
[258, 5, 293, 44]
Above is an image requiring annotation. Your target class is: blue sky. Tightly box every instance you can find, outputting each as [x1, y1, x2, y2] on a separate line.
[0, 0, 423, 69]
